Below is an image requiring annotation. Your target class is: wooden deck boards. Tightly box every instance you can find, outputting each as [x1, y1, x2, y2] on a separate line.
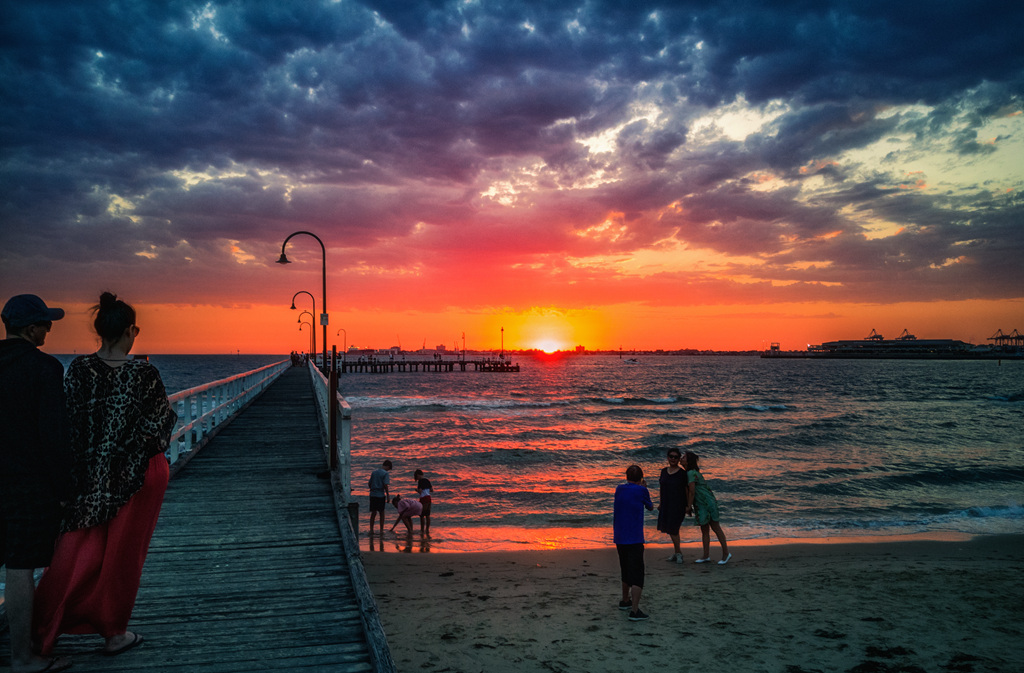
[4, 367, 376, 672]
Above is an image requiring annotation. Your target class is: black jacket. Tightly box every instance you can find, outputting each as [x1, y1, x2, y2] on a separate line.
[0, 338, 71, 500]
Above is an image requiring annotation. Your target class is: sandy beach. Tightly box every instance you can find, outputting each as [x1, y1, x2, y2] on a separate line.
[362, 534, 1024, 673]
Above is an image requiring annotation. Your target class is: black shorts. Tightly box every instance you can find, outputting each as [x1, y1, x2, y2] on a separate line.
[369, 496, 386, 513]
[616, 543, 645, 588]
[0, 486, 62, 569]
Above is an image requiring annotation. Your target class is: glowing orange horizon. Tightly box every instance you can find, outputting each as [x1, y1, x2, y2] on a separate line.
[34, 298, 1023, 355]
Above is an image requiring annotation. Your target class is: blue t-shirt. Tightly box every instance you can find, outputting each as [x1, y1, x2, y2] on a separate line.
[368, 468, 390, 497]
[613, 481, 653, 544]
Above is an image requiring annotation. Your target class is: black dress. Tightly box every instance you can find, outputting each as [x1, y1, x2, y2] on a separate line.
[656, 467, 687, 535]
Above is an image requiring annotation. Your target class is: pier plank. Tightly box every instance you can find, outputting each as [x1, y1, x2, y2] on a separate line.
[1, 367, 380, 672]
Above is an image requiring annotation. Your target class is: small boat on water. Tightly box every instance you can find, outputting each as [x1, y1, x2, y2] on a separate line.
[623, 358, 640, 364]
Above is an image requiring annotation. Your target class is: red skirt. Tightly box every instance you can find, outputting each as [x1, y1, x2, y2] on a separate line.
[32, 453, 169, 655]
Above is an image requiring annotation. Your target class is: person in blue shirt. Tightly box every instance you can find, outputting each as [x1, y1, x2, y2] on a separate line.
[613, 464, 654, 621]
[367, 460, 392, 535]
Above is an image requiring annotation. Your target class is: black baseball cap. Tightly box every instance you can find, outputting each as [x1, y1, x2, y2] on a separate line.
[1, 294, 65, 329]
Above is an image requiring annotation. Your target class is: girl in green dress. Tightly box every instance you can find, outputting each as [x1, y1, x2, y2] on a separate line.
[684, 451, 731, 565]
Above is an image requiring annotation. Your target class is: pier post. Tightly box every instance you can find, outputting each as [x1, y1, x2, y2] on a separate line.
[329, 347, 338, 471]
[347, 501, 359, 534]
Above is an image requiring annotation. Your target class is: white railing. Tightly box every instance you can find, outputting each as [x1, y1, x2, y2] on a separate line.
[168, 359, 291, 466]
[308, 359, 353, 501]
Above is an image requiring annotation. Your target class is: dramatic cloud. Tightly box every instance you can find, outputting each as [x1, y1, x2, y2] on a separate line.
[1, 0, 1022, 346]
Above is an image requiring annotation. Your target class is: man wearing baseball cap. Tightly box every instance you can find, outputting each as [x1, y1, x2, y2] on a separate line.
[1, 294, 73, 673]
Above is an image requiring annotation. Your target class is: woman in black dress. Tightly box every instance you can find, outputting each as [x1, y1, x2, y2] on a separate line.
[656, 448, 687, 563]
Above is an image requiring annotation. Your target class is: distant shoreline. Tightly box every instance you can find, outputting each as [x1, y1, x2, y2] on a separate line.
[47, 349, 1021, 358]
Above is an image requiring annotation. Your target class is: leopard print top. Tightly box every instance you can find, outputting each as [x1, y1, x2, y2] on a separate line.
[62, 354, 177, 531]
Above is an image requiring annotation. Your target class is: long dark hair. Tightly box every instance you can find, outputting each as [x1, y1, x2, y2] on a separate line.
[92, 292, 135, 341]
[683, 451, 700, 472]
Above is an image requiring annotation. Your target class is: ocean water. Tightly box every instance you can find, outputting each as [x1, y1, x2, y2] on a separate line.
[339, 355, 1024, 551]
[52, 354, 286, 396]
[46, 352, 1024, 552]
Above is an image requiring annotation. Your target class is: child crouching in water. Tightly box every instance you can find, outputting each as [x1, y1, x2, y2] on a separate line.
[389, 495, 423, 534]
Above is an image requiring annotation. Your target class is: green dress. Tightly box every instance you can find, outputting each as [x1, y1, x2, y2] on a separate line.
[688, 469, 720, 525]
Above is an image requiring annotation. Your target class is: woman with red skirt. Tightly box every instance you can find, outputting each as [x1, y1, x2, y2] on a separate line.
[33, 292, 176, 657]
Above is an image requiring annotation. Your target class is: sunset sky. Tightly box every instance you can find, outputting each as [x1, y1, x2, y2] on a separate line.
[2, 1, 1022, 354]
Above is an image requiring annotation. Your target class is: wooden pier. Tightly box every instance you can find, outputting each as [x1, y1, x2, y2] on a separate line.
[338, 358, 519, 373]
[1, 367, 392, 672]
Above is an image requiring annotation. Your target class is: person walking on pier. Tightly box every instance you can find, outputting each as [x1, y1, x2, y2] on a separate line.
[1, 294, 73, 673]
[368, 460, 392, 535]
[33, 292, 177, 658]
[414, 469, 433, 536]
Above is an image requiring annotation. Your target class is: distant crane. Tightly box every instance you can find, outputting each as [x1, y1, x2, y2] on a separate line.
[896, 329, 916, 341]
[866, 329, 884, 340]
[989, 329, 1024, 347]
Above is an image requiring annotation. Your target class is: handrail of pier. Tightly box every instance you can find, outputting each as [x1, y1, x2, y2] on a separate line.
[167, 359, 291, 472]
[307, 359, 353, 501]
[307, 358, 397, 673]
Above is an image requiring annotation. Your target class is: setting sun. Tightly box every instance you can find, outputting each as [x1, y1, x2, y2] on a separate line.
[534, 339, 564, 353]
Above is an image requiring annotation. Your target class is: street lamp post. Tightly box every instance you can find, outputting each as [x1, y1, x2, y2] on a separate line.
[299, 321, 313, 355]
[336, 328, 346, 358]
[278, 231, 328, 373]
[289, 291, 316, 362]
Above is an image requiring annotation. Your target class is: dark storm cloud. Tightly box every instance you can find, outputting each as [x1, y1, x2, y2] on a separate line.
[1, 0, 1022, 307]
[747, 102, 902, 172]
[686, 0, 1024, 106]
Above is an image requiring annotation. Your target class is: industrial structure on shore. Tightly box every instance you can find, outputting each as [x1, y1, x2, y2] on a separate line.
[763, 329, 1024, 359]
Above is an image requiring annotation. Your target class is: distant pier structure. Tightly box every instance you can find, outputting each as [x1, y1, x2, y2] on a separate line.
[337, 357, 519, 373]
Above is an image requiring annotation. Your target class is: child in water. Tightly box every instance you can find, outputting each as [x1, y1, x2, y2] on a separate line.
[389, 495, 423, 535]
[414, 469, 433, 535]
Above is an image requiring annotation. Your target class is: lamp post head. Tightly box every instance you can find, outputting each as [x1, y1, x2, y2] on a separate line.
[289, 303, 296, 310]
[277, 252, 291, 265]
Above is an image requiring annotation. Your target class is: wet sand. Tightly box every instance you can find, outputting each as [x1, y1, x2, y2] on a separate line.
[362, 534, 1024, 673]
